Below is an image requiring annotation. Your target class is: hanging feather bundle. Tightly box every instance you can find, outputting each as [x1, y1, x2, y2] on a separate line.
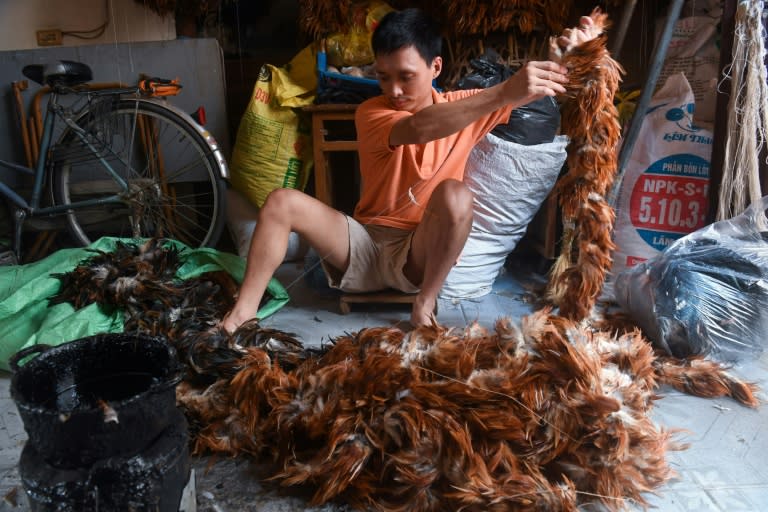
[298, 0, 354, 40]
[437, 0, 575, 37]
[299, 0, 579, 40]
[546, 8, 625, 321]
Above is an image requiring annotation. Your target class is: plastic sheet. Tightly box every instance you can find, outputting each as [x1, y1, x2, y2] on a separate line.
[0, 237, 289, 371]
[615, 195, 768, 362]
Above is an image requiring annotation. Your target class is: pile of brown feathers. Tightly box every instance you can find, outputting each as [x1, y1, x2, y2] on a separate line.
[177, 313, 758, 512]
[50, 238, 760, 512]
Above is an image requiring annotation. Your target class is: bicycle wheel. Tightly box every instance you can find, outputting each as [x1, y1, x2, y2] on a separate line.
[53, 99, 226, 248]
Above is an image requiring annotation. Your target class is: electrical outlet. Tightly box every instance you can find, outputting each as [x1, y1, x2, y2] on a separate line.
[36, 29, 63, 46]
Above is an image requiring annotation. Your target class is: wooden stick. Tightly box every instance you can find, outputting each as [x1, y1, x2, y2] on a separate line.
[28, 117, 39, 166]
[30, 86, 50, 149]
[11, 81, 33, 168]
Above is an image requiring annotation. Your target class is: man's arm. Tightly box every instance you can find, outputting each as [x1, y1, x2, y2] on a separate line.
[389, 60, 568, 147]
[388, 14, 602, 148]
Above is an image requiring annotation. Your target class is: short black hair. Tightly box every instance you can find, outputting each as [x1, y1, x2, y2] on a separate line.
[371, 8, 442, 65]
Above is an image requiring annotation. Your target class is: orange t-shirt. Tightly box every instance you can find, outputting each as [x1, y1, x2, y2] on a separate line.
[353, 88, 514, 230]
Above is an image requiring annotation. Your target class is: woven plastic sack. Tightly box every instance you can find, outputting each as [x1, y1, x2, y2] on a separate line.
[440, 134, 568, 299]
[229, 45, 316, 208]
[609, 73, 713, 293]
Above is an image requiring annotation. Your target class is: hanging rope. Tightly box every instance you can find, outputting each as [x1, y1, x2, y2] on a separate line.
[718, 0, 768, 220]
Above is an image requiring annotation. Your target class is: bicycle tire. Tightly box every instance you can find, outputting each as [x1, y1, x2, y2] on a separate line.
[53, 99, 226, 248]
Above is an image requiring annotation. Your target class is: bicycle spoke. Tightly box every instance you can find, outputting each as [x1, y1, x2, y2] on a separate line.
[53, 99, 225, 247]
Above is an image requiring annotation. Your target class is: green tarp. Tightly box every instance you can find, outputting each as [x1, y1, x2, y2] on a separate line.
[0, 237, 289, 371]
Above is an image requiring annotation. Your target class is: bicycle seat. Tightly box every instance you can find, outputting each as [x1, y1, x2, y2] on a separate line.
[22, 60, 93, 88]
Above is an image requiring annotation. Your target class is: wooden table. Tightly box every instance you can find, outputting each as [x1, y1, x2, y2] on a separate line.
[303, 103, 359, 208]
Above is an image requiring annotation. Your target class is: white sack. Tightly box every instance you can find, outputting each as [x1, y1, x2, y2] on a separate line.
[225, 188, 308, 262]
[608, 73, 712, 299]
[440, 134, 568, 299]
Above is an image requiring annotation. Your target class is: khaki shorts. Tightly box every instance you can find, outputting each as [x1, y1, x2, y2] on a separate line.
[321, 217, 420, 294]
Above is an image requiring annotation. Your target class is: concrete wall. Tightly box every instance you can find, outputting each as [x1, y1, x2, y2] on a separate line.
[0, 38, 230, 185]
[0, 0, 175, 51]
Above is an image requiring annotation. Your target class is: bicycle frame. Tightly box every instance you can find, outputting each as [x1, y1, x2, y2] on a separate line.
[0, 85, 229, 257]
[0, 89, 133, 215]
[0, 94, 59, 213]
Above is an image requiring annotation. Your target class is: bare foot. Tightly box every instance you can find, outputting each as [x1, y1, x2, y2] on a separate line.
[410, 296, 436, 327]
[220, 309, 256, 334]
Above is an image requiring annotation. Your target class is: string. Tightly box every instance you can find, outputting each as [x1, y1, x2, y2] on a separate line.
[109, 0, 122, 86]
[718, 0, 767, 222]
[124, 4, 135, 74]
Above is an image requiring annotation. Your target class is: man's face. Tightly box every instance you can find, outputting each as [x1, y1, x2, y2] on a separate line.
[374, 45, 441, 113]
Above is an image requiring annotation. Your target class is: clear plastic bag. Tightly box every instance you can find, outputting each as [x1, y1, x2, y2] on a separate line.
[614, 195, 768, 362]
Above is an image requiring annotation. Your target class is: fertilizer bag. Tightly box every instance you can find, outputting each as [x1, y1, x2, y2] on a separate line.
[229, 46, 315, 208]
[609, 73, 713, 294]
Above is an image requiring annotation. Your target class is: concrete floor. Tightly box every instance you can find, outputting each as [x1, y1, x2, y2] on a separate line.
[1, 255, 766, 511]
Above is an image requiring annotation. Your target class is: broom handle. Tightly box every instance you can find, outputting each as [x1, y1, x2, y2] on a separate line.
[608, 0, 686, 209]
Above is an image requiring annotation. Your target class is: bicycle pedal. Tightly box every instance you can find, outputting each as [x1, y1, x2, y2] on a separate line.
[0, 249, 18, 266]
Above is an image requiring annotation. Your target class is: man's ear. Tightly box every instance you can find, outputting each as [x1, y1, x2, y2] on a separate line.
[431, 56, 442, 78]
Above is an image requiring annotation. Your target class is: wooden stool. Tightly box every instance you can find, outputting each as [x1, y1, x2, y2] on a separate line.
[339, 290, 439, 315]
[339, 290, 418, 315]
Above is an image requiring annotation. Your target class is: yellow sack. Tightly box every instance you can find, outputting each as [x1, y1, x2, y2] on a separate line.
[229, 45, 317, 208]
[326, 1, 395, 68]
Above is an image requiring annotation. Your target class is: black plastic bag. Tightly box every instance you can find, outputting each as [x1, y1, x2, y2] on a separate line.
[492, 96, 560, 146]
[615, 196, 768, 362]
[456, 49, 513, 89]
[456, 49, 561, 146]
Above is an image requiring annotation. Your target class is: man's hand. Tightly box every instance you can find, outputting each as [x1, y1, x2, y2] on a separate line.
[500, 60, 569, 107]
[549, 15, 603, 61]
[220, 308, 254, 334]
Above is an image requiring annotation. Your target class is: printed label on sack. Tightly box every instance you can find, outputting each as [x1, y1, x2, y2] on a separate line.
[283, 158, 302, 188]
[628, 153, 709, 251]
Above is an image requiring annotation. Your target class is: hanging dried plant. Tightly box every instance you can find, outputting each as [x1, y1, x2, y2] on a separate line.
[134, 0, 223, 18]
[297, 0, 353, 40]
[298, 0, 580, 39]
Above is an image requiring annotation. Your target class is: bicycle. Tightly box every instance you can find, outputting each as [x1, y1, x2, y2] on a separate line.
[1, 60, 229, 263]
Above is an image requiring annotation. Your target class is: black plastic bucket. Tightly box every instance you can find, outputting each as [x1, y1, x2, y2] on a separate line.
[10, 333, 182, 469]
[19, 409, 190, 512]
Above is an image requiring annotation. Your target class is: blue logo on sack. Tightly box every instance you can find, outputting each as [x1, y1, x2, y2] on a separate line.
[665, 103, 701, 132]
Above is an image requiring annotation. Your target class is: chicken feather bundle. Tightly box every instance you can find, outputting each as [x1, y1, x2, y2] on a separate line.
[179, 310, 757, 512]
[547, 8, 625, 321]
